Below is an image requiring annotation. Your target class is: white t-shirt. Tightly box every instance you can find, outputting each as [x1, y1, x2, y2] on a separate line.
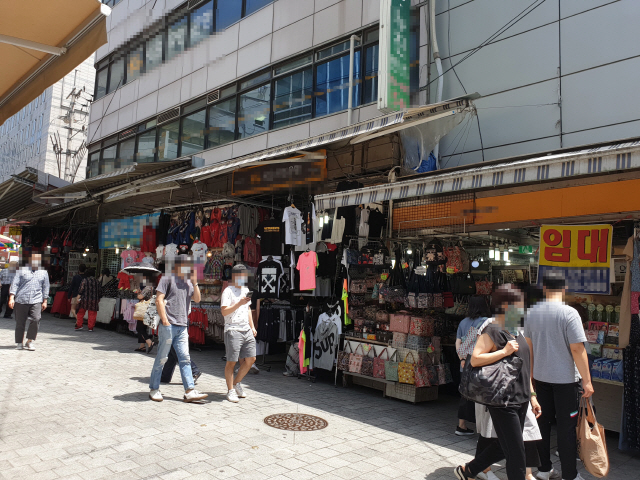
[164, 243, 178, 259]
[282, 206, 303, 246]
[191, 241, 208, 262]
[221, 285, 251, 332]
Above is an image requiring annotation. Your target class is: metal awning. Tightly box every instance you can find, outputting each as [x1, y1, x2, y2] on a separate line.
[314, 138, 640, 209]
[105, 95, 477, 199]
[0, 0, 110, 125]
[0, 167, 70, 219]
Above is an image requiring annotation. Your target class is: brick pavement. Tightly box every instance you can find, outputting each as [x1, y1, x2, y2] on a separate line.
[0, 313, 638, 480]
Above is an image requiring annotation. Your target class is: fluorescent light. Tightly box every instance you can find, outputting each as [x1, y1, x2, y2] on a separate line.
[494, 248, 500, 259]
[503, 251, 509, 261]
[508, 248, 513, 252]
[489, 249, 494, 259]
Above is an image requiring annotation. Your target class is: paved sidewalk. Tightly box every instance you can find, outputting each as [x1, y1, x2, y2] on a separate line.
[0, 314, 637, 480]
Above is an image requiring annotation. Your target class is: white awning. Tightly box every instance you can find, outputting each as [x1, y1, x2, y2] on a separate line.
[314, 138, 640, 210]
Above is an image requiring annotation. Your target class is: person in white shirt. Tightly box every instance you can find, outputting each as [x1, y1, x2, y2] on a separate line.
[220, 264, 257, 403]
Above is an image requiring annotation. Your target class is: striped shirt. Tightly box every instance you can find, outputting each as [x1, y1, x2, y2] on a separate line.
[10, 267, 50, 304]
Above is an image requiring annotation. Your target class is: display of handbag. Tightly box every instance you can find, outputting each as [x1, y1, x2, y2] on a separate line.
[364, 306, 377, 321]
[375, 310, 389, 323]
[376, 331, 393, 343]
[384, 351, 399, 381]
[427, 365, 438, 385]
[475, 279, 494, 295]
[387, 286, 406, 303]
[444, 246, 463, 273]
[392, 332, 408, 347]
[346, 248, 361, 265]
[390, 312, 410, 333]
[350, 280, 368, 294]
[409, 316, 434, 337]
[406, 334, 429, 351]
[398, 352, 417, 384]
[405, 292, 417, 309]
[142, 295, 160, 329]
[350, 294, 366, 306]
[433, 293, 444, 308]
[364, 275, 378, 289]
[360, 348, 375, 376]
[414, 361, 432, 388]
[348, 344, 365, 373]
[577, 398, 609, 478]
[337, 342, 352, 371]
[458, 351, 524, 406]
[451, 273, 476, 295]
[417, 293, 431, 308]
[373, 348, 389, 378]
[443, 291, 454, 308]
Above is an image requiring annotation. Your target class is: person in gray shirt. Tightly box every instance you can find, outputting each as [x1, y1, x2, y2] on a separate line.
[524, 272, 592, 480]
[148, 256, 208, 403]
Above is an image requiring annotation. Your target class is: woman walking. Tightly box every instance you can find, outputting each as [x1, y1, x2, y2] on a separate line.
[455, 284, 541, 480]
[75, 268, 102, 332]
[134, 274, 155, 353]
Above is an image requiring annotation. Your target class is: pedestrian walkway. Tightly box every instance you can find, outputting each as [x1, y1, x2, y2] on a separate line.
[0, 314, 637, 480]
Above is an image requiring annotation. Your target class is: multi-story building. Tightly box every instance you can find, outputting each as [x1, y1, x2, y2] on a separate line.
[0, 55, 95, 184]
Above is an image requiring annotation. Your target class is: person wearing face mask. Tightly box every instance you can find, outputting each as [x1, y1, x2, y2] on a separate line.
[134, 273, 155, 352]
[220, 264, 257, 403]
[9, 251, 50, 351]
[148, 256, 208, 403]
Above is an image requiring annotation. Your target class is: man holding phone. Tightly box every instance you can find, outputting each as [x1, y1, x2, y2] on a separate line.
[220, 264, 257, 403]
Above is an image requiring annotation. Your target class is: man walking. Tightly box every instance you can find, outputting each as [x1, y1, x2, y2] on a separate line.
[525, 272, 593, 480]
[149, 256, 207, 403]
[9, 252, 49, 350]
[0, 261, 17, 318]
[220, 264, 257, 403]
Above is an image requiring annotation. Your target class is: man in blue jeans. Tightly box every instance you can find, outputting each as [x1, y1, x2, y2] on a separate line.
[149, 257, 208, 402]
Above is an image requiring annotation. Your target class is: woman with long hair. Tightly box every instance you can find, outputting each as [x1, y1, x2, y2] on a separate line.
[455, 284, 541, 480]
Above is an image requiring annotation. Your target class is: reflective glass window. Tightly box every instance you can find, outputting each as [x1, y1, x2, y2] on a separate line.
[146, 34, 163, 71]
[136, 130, 156, 163]
[96, 67, 108, 99]
[101, 145, 117, 175]
[364, 44, 379, 105]
[240, 70, 271, 90]
[180, 110, 206, 156]
[315, 52, 361, 117]
[157, 121, 180, 161]
[274, 54, 312, 76]
[127, 46, 144, 82]
[117, 137, 136, 168]
[317, 40, 356, 61]
[167, 17, 187, 61]
[190, 1, 214, 47]
[88, 151, 100, 178]
[216, 0, 242, 31]
[108, 57, 125, 93]
[238, 84, 270, 139]
[273, 67, 312, 129]
[207, 98, 236, 147]
[245, 0, 272, 16]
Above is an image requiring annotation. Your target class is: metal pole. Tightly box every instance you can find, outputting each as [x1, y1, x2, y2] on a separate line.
[347, 34, 361, 126]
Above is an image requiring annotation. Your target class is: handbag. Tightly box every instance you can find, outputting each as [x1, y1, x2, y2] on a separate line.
[410, 316, 434, 337]
[392, 332, 408, 347]
[405, 293, 417, 309]
[346, 249, 361, 265]
[457, 319, 487, 358]
[443, 291, 454, 308]
[337, 342, 352, 371]
[458, 351, 524, 407]
[433, 293, 444, 308]
[142, 295, 160, 329]
[406, 334, 429, 351]
[384, 351, 399, 381]
[361, 348, 375, 377]
[376, 310, 389, 323]
[133, 299, 151, 321]
[350, 280, 367, 294]
[398, 352, 416, 384]
[417, 293, 431, 308]
[376, 331, 393, 343]
[364, 306, 377, 321]
[414, 361, 431, 387]
[348, 344, 365, 373]
[451, 273, 476, 295]
[364, 275, 377, 289]
[577, 398, 609, 478]
[373, 348, 389, 378]
[475, 279, 493, 295]
[390, 313, 410, 333]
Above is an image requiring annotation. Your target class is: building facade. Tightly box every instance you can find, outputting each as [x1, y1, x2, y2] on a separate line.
[0, 55, 95, 184]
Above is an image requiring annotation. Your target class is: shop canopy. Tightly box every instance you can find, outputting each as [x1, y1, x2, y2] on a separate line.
[314, 138, 640, 210]
[0, 167, 70, 220]
[0, 0, 111, 126]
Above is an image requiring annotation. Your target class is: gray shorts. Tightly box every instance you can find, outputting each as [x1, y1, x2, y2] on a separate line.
[224, 329, 256, 362]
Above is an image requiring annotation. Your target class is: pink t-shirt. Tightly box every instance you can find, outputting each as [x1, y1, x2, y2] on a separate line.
[121, 249, 140, 267]
[296, 251, 317, 290]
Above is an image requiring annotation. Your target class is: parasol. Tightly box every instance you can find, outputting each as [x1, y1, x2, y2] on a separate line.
[121, 263, 160, 275]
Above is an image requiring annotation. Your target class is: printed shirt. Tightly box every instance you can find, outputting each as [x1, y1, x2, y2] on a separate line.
[191, 241, 208, 262]
[120, 249, 140, 268]
[10, 267, 50, 304]
[0, 268, 16, 286]
[282, 206, 303, 246]
[221, 285, 251, 332]
[256, 260, 283, 298]
[296, 251, 317, 290]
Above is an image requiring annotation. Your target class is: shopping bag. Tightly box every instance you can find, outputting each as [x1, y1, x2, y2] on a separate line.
[384, 351, 399, 381]
[348, 344, 365, 373]
[337, 342, 353, 371]
[361, 348, 375, 377]
[398, 352, 416, 384]
[392, 332, 408, 347]
[577, 398, 609, 478]
[373, 348, 389, 379]
[390, 313, 410, 333]
[414, 362, 431, 387]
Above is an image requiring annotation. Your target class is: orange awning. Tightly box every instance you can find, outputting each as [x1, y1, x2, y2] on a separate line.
[0, 0, 110, 126]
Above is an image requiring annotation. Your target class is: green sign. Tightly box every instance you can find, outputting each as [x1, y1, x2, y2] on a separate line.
[378, 0, 411, 112]
[519, 246, 534, 254]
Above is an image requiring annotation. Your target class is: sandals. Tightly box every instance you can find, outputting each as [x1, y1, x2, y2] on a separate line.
[134, 347, 146, 352]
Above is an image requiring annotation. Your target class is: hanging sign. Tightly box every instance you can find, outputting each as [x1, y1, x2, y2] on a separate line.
[99, 213, 160, 249]
[519, 246, 534, 254]
[537, 224, 613, 294]
[378, 0, 411, 112]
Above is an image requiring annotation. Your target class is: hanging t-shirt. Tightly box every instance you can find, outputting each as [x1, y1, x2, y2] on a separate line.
[120, 249, 139, 268]
[296, 251, 318, 290]
[191, 241, 208, 262]
[314, 320, 339, 371]
[141, 255, 155, 266]
[256, 259, 283, 298]
[368, 208, 385, 238]
[255, 219, 284, 256]
[164, 243, 178, 260]
[243, 236, 258, 265]
[156, 245, 165, 259]
[282, 206, 303, 246]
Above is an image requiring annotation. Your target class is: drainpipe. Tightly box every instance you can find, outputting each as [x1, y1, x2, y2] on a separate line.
[347, 34, 361, 126]
[430, 0, 444, 167]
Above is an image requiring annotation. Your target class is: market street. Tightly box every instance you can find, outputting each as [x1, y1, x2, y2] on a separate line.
[0, 314, 636, 480]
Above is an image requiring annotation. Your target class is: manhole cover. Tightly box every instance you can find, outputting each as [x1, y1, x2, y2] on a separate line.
[264, 413, 328, 431]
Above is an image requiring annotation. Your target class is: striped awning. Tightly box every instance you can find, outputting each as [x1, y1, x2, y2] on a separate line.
[314, 138, 640, 210]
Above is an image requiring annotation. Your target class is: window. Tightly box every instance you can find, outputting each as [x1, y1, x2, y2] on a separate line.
[245, 0, 272, 16]
[364, 44, 379, 105]
[157, 121, 180, 160]
[190, 1, 214, 47]
[216, 0, 242, 31]
[274, 55, 312, 76]
[167, 16, 187, 61]
[146, 34, 163, 72]
[108, 57, 125, 93]
[117, 137, 136, 168]
[315, 52, 361, 117]
[127, 46, 144, 82]
[238, 84, 270, 139]
[137, 130, 156, 163]
[273, 68, 312, 129]
[101, 145, 117, 175]
[180, 109, 206, 156]
[207, 97, 236, 147]
[317, 40, 354, 61]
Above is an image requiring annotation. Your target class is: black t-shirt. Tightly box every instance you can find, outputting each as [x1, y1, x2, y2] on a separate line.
[368, 208, 385, 238]
[255, 219, 283, 256]
[256, 260, 283, 298]
[316, 251, 337, 277]
[335, 180, 363, 237]
[483, 324, 531, 405]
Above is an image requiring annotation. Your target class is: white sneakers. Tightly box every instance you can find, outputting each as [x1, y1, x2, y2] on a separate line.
[234, 383, 247, 398]
[15, 343, 22, 350]
[537, 469, 561, 480]
[226, 389, 240, 403]
[183, 389, 208, 403]
[477, 470, 500, 480]
[24, 341, 35, 351]
[149, 389, 163, 402]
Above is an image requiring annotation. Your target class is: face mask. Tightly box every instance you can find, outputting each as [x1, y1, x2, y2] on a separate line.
[237, 277, 247, 287]
[504, 305, 524, 335]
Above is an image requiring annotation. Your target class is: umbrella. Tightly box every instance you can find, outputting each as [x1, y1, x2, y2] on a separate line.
[121, 263, 160, 275]
[0, 234, 16, 246]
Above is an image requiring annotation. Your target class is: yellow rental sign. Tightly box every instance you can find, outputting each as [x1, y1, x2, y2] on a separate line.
[539, 224, 612, 269]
